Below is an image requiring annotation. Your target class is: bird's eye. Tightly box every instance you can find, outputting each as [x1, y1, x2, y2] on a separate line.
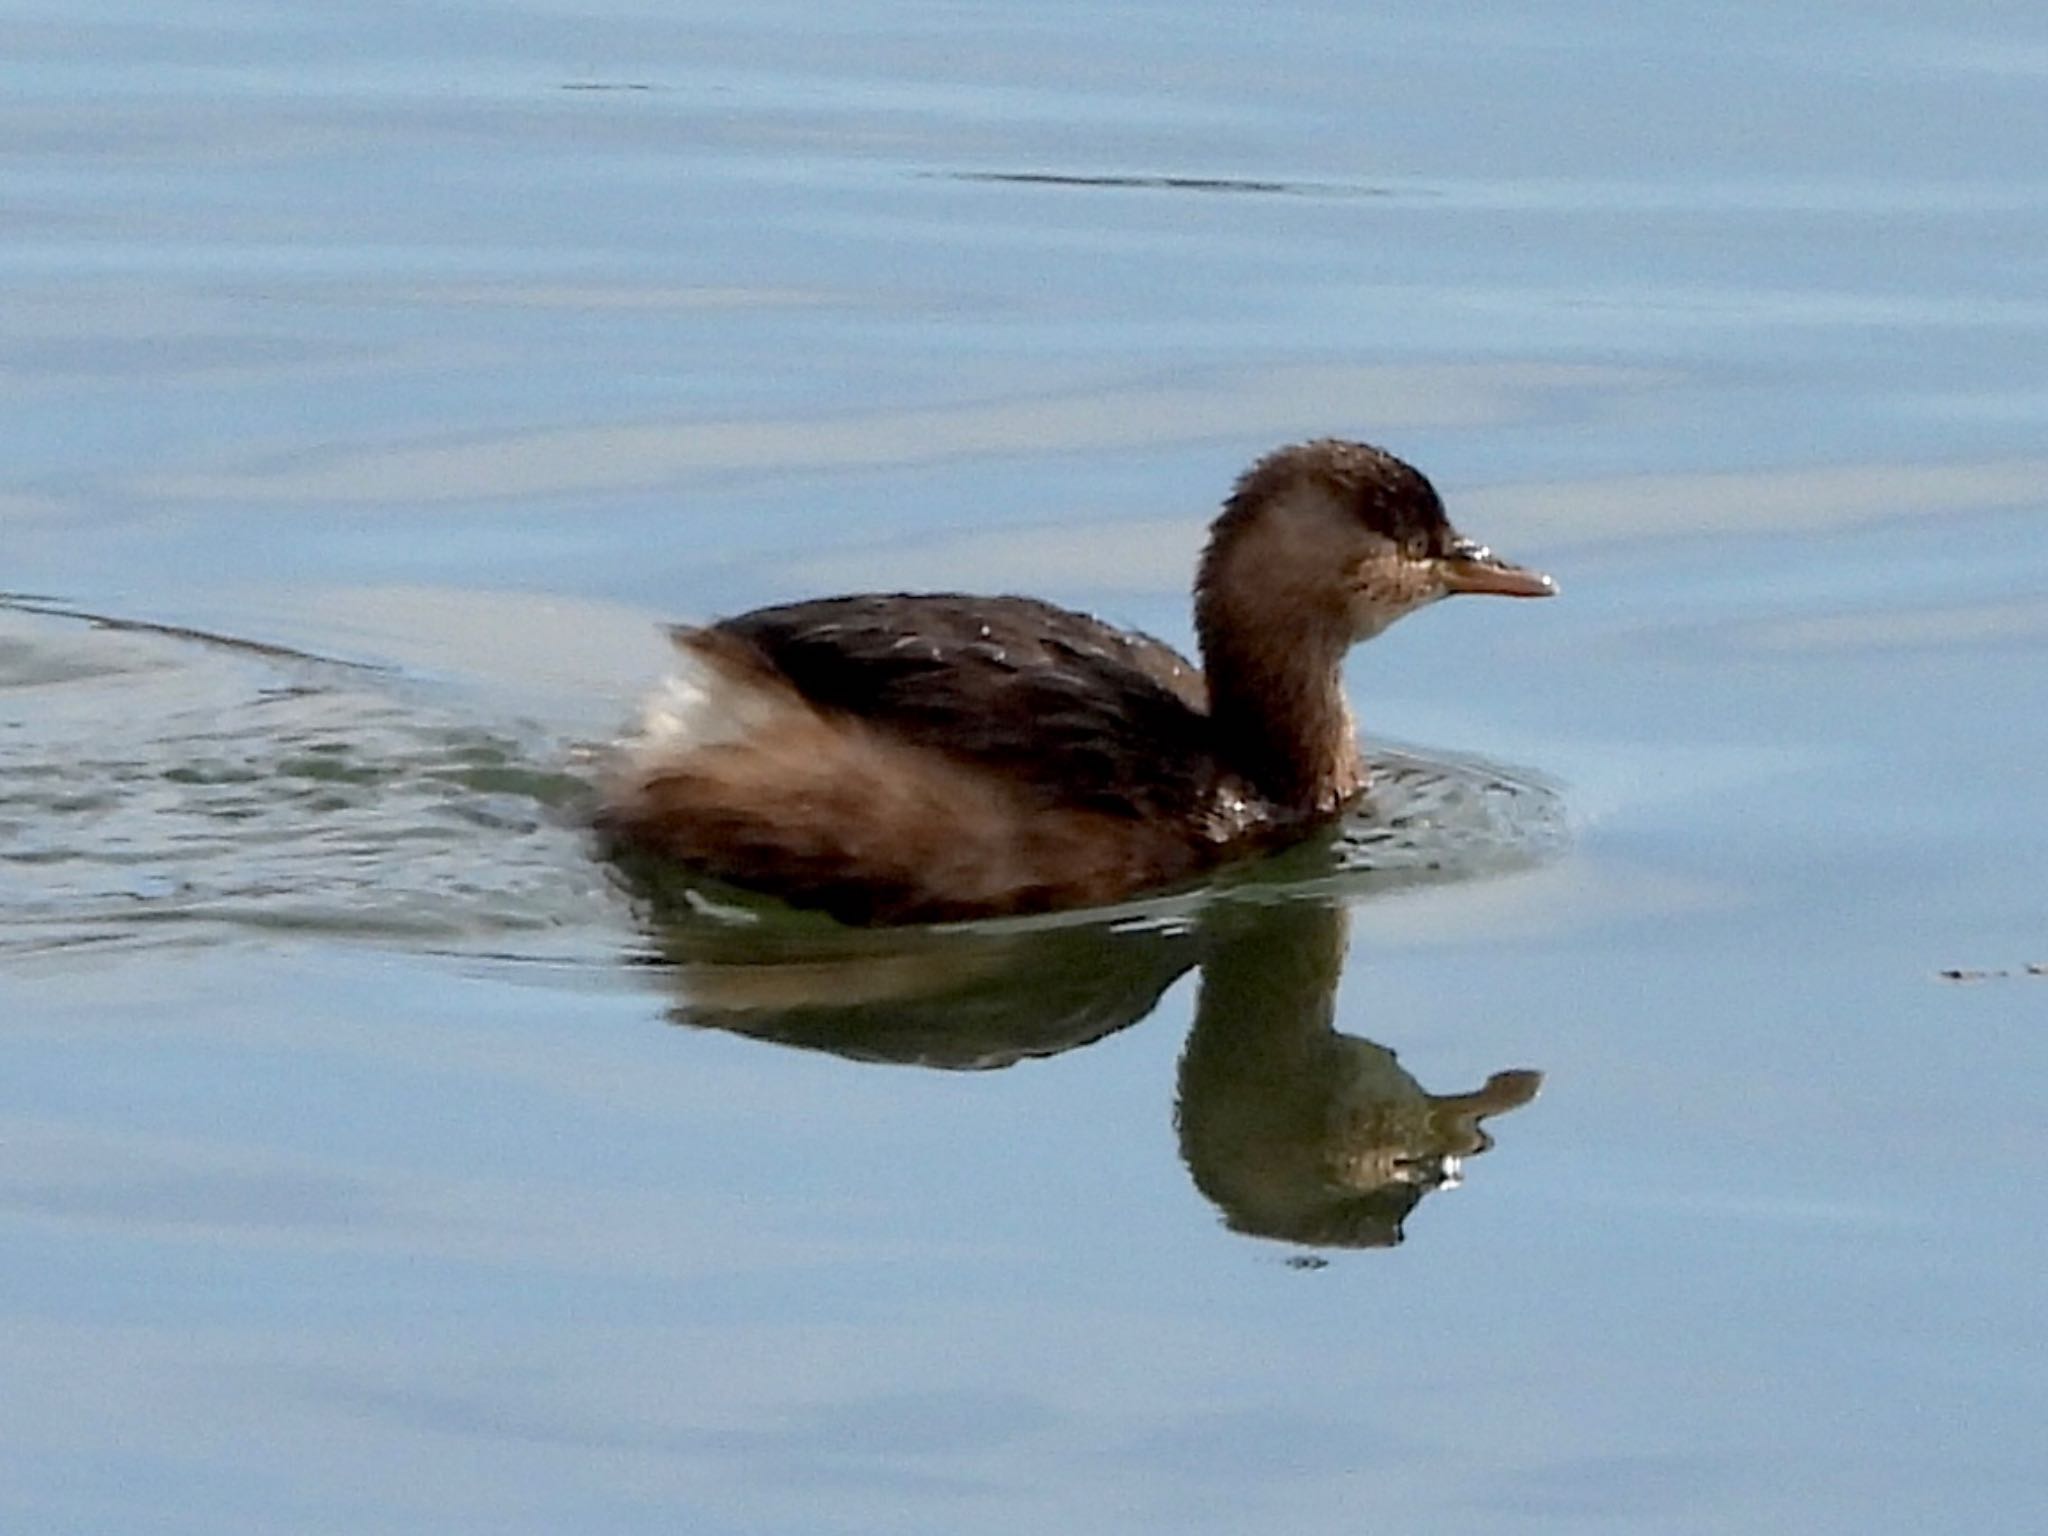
[1404, 533, 1431, 559]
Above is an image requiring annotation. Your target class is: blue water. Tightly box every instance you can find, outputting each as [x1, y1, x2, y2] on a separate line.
[4, 3, 2047, 1532]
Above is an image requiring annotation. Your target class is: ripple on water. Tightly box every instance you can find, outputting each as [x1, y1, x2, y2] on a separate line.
[0, 607, 618, 961]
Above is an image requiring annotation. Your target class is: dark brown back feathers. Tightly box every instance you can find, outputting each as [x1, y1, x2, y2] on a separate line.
[710, 593, 1222, 823]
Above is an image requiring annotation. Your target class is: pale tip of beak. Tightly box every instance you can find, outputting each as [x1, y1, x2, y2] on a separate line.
[1441, 554, 1558, 599]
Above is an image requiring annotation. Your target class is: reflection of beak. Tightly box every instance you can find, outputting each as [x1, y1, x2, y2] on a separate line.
[1440, 539, 1557, 598]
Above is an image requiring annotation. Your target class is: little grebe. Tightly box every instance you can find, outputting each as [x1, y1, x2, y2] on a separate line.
[599, 438, 1554, 924]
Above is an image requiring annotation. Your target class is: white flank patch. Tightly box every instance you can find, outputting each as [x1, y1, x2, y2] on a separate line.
[615, 650, 788, 771]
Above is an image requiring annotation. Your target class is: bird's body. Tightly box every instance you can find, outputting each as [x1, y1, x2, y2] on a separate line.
[599, 439, 1554, 924]
[718, 593, 1222, 826]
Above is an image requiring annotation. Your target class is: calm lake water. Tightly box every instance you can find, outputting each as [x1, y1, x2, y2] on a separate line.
[5, 3, 2047, 1532]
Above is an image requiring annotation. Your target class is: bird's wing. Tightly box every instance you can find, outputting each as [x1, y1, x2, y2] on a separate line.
[694, 593, 1218, 820]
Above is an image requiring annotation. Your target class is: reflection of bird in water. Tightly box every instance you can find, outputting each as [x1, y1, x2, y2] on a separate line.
[600, 439, 1552, 924]
[1176, 903, 1539, 1249]
[639, 888, 1539, 1250]
[641, 899, 1196, 1070]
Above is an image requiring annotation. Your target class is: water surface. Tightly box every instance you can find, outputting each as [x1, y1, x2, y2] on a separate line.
[4, 3, 2047, 1532]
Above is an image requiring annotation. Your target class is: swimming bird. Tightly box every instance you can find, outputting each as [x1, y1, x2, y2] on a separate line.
[599, 438, 1554, 924]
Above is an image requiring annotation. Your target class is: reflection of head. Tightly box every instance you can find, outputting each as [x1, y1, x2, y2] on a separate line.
[1176, 902, 1540, 1250]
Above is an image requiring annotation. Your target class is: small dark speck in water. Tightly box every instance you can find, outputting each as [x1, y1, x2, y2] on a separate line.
[1937, 964, 2048, 983]
[560, 80, 657, 92]
[1285, 1254, 1331, 1271]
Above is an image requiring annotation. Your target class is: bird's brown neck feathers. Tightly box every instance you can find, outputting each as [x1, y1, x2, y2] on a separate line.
[1194, 491, 1367, 817]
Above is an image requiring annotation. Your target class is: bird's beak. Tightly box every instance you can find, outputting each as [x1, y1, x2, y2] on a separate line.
[1439, 539, 1557, 598]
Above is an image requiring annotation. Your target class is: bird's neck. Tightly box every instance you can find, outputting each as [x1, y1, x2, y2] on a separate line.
[1199, 624, 1365, 817]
